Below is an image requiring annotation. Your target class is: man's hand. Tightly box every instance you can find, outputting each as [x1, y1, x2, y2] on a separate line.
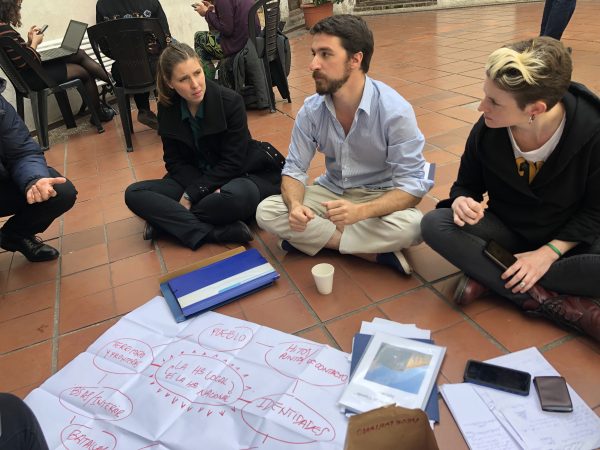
[323, 199, 362, 227]
[289, 204, 314, 232]
[502, 246, 558, 294]
[451, 196, 485, 226]
[26, 177, 66, 204]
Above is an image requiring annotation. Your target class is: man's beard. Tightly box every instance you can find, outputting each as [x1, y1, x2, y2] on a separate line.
[313, 65, 351, 95]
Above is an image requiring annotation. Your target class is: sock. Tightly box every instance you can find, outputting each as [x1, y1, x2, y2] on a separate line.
[376, 252, 402, 271]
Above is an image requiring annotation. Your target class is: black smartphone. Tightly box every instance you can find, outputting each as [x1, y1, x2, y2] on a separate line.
[191, 3, 199, 7]
[37, 24, 48, 35]
[484, 240, 517, 270]
[533, 376, 573, 412]
[464, 360, 531, 396]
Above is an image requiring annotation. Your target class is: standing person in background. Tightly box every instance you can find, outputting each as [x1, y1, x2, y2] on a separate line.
[540, 0, 576, 40]
[96, 0, 173, 130]
[0, 0, 114, 124]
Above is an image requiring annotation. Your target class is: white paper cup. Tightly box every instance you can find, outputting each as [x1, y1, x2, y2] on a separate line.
[311, 263, 335, 295]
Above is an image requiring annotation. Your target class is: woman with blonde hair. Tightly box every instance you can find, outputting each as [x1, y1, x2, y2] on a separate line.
[124, 43, 282, 249]
[421, 37, 600, 341]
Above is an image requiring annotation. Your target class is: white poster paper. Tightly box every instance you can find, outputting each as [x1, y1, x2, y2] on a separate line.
[25, 296, 350, 450]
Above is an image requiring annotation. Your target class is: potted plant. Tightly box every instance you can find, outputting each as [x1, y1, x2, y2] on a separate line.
[300, 0, 343, 29]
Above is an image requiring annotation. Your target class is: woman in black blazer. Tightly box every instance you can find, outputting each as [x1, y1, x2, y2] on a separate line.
[125, 43, 281, 249]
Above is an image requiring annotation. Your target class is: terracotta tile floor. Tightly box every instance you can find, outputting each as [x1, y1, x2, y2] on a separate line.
[2, 1, 600, 447]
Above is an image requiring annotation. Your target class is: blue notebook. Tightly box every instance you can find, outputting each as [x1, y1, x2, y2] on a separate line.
[348, 333, 440, 423]
[161, 248, 279, 322]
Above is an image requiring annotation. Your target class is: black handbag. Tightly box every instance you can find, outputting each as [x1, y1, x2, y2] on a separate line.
[247, 139, 285, 172]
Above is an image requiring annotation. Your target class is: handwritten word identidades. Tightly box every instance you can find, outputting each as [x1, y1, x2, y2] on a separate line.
[255, 398, 331, 437]
[104, 341, 146, 368]
[306, 359, 348, 383]
[67, 387, 126, 419]
[65, 429, 110, 450]
[278, 343, 319, 364]
[355, 417, 420, 436]
[210, 327, 248, 343]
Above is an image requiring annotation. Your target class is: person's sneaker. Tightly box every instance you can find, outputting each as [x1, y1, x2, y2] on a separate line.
[207, 221, 253, 244]
[0, 233, 59, 262]
[376, 250, 412, 275]
[137, 109, 158, 130]
[277, 239, 297, 252]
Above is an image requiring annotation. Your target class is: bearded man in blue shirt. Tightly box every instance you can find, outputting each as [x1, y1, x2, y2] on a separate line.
[256, 15, 432, 275]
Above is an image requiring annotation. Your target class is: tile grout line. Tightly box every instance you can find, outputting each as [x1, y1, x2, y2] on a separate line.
[50, 139, 70, 374]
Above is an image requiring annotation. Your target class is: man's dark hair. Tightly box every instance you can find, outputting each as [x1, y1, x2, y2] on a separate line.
[311, 15, 374, 73]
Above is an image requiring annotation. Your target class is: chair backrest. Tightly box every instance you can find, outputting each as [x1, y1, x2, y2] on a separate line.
[248, 0, 281, 62]
[87, 18, 167, 90]
[0, 36, 57, 94]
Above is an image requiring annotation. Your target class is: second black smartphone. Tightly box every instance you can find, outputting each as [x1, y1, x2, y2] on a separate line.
[37, 24, 48, 35]
[484, 240, 517, 270]
[464, 360, 531, 396]
[533, 376, 573, 412]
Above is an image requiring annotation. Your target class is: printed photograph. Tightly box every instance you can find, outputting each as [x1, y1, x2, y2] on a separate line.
[364, 343, 432, 394]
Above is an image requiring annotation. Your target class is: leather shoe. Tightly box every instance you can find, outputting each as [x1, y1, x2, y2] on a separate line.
[453, 274, 490, 305]
[207, 221, 253, 244]
[142, 222, 161, 241]
[89, 106, 115, 125]
[539, 295, 600, 342]
[521, 285, 600, 342]
[0, 233, 59, 262]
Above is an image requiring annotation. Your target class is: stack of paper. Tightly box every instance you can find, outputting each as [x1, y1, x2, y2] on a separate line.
[339, 318, 444, 425]
[440, 347, 600, 450]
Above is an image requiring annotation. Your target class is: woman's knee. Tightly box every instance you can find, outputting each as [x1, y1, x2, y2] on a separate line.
[124, 182, 147, 209]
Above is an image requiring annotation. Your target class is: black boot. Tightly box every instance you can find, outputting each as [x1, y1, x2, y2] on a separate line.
[0, 233, 59, 262]
[206, 221, 253, 244]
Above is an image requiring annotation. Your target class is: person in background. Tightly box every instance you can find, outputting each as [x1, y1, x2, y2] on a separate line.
[540, 0, 576, 40]
[124, 43, 281, 249]
[96, 0, 173, 130]
[0, 78, 77, 262]
[0, 393, 48, 450]
[0, 0, 114, 124]
[421, 37, 600, 341]
[256, 15, 432, 275]
[193, 0, 258, 80]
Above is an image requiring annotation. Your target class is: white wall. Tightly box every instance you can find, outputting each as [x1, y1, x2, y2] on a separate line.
[2, 0, 209, 130]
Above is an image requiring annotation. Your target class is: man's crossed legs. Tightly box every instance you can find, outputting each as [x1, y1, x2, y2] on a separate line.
[256, 185, 422, 274]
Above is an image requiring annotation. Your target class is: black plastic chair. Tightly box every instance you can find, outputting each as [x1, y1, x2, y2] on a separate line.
[248, 0, 292, 112]
[0, 36, 104, 150]
[87, 18, 167, 152]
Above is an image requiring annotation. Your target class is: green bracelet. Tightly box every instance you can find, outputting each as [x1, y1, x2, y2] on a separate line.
[546, 242, 562, 258]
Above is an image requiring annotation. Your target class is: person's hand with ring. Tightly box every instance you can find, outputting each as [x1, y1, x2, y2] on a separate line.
[501, 246, 558, 293]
